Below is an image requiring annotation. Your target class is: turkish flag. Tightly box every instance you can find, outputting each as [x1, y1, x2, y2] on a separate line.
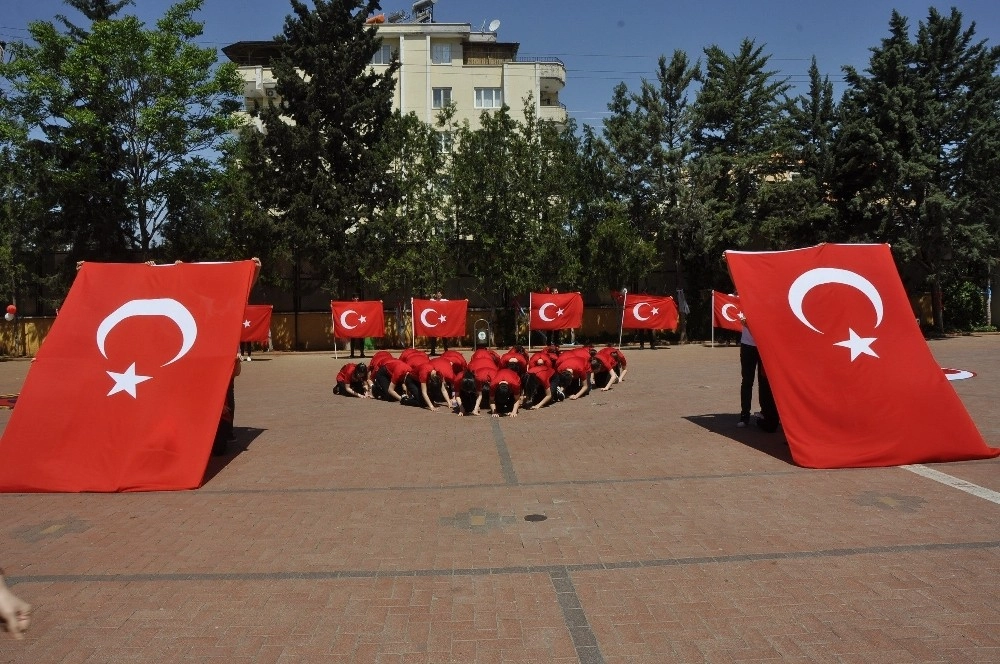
[726, 244, 998, 468]
[530, 292, 583, 330]
[331, 300, 384, 338]
[412, 298, 467, 337]
[240, 304, 272, 343]
[0, 261, 258, 492]
[712, 291, 744, 332]
[622, 294, 678, 330]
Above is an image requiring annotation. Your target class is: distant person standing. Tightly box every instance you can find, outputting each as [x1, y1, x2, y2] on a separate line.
[349, 293, 366, 358]
[428, 291, 449, 356]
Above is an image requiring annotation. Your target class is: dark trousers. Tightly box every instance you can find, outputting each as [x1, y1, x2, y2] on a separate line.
[349, 337, 366, 357]
[740, 343, 779, 428]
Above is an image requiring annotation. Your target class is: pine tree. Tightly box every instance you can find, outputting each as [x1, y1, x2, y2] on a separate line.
[242, 0, 399, 295]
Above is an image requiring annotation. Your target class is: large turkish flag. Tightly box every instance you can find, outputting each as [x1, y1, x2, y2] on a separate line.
[331, 300, 384, 338]
[530, 292, 583, 330]
[725, 244, 998, 468]
[412, 298, 468, 337]
[240, 304, 273, 343]
[0, 261, 258, 492]
[622, 294, 678, 330]
[712, 291, 743, 332]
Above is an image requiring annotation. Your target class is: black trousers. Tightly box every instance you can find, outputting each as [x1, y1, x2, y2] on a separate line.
[740, 343, 779, 428]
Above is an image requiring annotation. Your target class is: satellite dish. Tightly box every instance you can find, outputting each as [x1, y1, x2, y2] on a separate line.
[488, 19, 501, 32]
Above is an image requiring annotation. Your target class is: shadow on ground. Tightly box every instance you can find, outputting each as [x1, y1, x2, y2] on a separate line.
[202, 426, 268, 483]
[685, 413, 795, 465]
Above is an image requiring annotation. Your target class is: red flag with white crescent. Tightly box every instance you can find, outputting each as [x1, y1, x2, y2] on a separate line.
[712, 291, 744, 332]
[331, 300, 384, 338]
[530, 292, 583, 330]
[726, 244, 998, 468]
[0, 261, 258, 492]
[622, 294, 678, 330]
[240, 304, 272, 343]
[412, 298, 467, 337]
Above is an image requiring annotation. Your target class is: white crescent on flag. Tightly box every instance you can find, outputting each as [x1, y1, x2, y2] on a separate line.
[97, 298, 197, 367]
[632, 302, 651, 321]
[420, 307, 440, 328]
[538, 302, 558, 322]
[721, 303, 740, 322]
[339, 309, 359, 330]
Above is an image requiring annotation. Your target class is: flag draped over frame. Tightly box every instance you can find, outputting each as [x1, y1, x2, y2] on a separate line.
[411, 298, 467, 338]
[725, 244, 998, 468]
[622, 294, 678, 330]
[0, 261, 258, 492]
[331, 300, 384, 338]
[529, 292, 583, 330]
[240, 304, 273, 343]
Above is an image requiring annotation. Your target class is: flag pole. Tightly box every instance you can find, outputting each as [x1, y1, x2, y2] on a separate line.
[711, 291, 715, 348]
[528, 293, 533, 352]
[410, 297, 415, 349]
[332, 304, 339, 359]
[618, 289, 626, 349]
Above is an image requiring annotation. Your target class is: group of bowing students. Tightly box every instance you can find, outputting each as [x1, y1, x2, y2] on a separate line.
[333, 344, 629, 417]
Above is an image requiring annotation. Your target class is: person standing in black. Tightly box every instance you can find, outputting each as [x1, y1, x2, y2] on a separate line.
[348, 293, 366, 358]
[737, 314, 779, 432]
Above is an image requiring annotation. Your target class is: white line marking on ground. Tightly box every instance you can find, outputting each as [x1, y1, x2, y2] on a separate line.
[902, 464, 1000, 505]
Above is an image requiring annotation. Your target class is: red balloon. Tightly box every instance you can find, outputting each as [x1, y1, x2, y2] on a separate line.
[5, 304, 15, 315]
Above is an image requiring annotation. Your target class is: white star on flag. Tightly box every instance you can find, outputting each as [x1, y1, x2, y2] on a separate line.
[439, 314, 447, 323]
[106, 362, 152, 398]
[358, 315, 367, 323]
[651, 307, 660, 315]
[834, 328, 879, 361]
[243, 319, 251, 327]
[556, 308, 564, 317]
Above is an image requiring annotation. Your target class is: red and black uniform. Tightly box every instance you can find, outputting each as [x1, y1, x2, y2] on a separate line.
[523, 364, 556, 408]
[334, 362, 369, 397]
[589, 351, 617, 389]
[368, 350, 393, 375]
[489, 368, 523, 415]
[555, 354, 591, 399]
[373, 359, 411, 401]
[499, 350, 527, 376]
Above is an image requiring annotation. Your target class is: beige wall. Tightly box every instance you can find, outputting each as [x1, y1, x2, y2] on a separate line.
[1, 309, 635, 357]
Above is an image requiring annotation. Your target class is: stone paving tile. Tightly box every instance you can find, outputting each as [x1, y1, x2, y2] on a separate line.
[0, 336, 997, 663]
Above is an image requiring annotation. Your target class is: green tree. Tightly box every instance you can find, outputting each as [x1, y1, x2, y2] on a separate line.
[689, 39, 793, 286]
[241, 0, 399, 296]
[448, 99, 579, 342]
[359, 110, 453, 299]
[1, 0, 244, 274]
[836, 8, 1000, 332]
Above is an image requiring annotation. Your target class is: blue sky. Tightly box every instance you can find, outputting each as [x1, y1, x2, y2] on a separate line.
[4, 0, 999, 128]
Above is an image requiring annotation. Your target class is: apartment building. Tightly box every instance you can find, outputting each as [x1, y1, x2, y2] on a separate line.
[222, 15, 567, 132]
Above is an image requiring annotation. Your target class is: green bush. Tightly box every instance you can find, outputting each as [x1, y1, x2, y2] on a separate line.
[943, 280, 987, 332]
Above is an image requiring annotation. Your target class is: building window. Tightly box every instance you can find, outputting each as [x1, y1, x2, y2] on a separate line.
[431, 42, 451, 65]
[432, 87, 452, 109]
[437, 131, 453, 153]
[475, 87, 502, 109]
[371, 44, 392, 65]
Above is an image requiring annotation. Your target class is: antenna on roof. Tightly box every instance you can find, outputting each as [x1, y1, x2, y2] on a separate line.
[412, 0, 437, 23]
[488, 19, 501, 33]
[387, 10, 407, 23]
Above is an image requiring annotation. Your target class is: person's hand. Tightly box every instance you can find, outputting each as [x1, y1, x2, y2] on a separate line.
[601, 386, 611, 391]
[76, 260, 85, 271]
[491, 411, 499, 418]
[0, 579, 31, 640]
[471, 409, 479, 416]
[569, 394, 579, 400]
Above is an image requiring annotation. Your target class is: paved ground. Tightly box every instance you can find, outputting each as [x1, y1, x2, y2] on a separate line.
[0, 335, 997, 663]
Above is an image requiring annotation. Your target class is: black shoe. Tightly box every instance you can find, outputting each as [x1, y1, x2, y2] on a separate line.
[349, 354, 355, 358]
[359, 353, 366, 358]
[755, 416, 779, 433]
